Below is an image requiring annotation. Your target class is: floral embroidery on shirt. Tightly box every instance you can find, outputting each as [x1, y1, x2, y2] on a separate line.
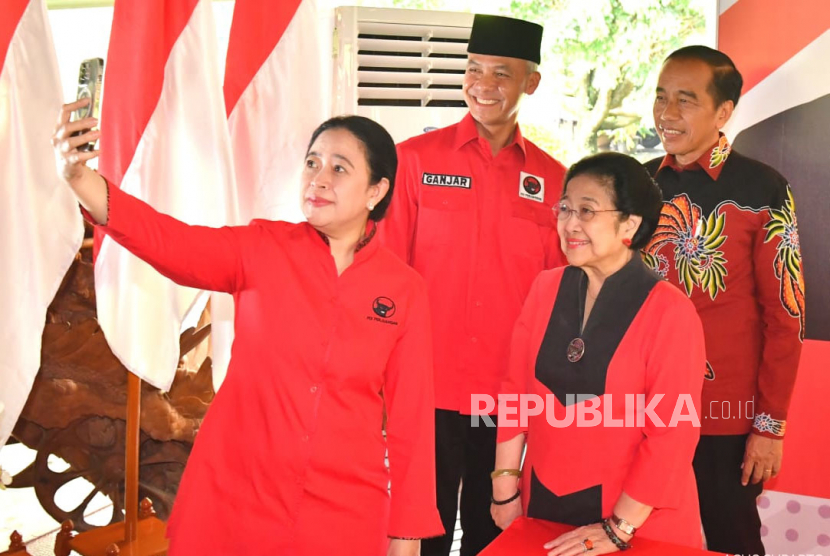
[644, 194, 728, 299]
[753, 412, 786, 437]
[709, 135, 731, 169]
[763, 186, 805, 341]
[641, 252, 669, 278]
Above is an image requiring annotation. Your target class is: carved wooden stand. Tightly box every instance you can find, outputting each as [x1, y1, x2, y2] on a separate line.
[54, 374, 168, 556]
[0, 531, 33, 556]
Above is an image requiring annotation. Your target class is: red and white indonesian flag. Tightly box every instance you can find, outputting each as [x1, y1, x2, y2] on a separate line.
[0, 0, 83, 449]
[96, 0, 237, 391]
[210, 0, 328, 388]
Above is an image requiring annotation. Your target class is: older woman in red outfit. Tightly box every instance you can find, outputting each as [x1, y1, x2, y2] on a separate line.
[490, 153, 706, 555]
[53, 101, 443, 556]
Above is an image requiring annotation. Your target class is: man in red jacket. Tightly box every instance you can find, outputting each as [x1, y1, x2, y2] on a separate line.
[382, 14, 567, 556]
[645, 45, 804, 555]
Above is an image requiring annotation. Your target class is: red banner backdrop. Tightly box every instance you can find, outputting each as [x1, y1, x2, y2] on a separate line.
[720, 1, 830, 553]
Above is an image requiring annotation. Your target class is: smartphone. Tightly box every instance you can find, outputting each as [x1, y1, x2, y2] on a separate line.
[71, 58, 104, 152]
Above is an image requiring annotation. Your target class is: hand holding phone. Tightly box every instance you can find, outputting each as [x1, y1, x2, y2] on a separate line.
[71, 58, 104, 152]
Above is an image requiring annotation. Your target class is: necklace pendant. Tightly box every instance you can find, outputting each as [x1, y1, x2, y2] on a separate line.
[567, 337, 585, 363]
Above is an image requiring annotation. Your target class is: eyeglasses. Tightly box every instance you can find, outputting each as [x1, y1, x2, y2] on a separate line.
[555, 203, 622, 222]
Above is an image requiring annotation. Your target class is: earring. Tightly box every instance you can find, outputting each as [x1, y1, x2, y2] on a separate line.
[367, 202, 375, 211]
[622, 238, 632, 247]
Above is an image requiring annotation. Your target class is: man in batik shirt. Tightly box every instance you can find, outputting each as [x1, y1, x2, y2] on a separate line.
[646, 45, 804, 556]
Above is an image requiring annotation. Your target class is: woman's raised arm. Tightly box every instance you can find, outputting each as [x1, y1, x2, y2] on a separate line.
[52, 99, 252, 294]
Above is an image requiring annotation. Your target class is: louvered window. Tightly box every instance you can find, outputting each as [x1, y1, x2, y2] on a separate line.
[335, 8, 473, 109]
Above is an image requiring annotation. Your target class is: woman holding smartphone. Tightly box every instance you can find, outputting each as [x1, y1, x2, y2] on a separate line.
[52, 99, 443, 556]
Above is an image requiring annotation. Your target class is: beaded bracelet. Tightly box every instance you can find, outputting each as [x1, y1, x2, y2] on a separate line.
[491, 489, 521, 505]
[602, 519, 631, 551]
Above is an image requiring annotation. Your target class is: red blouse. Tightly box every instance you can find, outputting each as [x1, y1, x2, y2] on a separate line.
[91, 183, 444, 555]
[498, 260, 706, 548]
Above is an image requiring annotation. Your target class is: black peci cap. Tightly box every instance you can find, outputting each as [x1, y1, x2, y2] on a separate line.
[466, 14, 543, 65]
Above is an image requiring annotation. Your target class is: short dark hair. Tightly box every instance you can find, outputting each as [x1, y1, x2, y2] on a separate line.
[665, 45, 743, 107]
[563, 152, 662, 251]
[306, 115, 397, 221]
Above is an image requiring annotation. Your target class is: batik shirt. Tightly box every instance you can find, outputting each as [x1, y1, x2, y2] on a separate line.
[645, 135, 804, 438]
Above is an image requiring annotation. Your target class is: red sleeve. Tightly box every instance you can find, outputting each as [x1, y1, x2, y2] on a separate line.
[623, 288, 706, 509]
[497, 272, 549, 443]
[380, 144, 419, 264]
[751, 184, 804, 438]
[384, 277, 444, 539]
[90, 180, 249, 294]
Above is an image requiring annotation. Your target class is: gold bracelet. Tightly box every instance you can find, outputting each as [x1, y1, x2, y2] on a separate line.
[490, 468, 521, 479]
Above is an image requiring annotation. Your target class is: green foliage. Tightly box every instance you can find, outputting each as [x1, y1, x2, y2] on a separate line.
[520, 123, 574, 162]
[509, 0, 704, 160]
[374, 0, 706, 162]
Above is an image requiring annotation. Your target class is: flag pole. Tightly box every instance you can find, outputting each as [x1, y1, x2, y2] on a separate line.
[56, 370, 169, 555]
[124, 372, 141, 542]
[55, 362, 163, 555]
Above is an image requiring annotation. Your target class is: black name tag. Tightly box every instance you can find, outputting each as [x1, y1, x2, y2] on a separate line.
[422, 172, 472, 189]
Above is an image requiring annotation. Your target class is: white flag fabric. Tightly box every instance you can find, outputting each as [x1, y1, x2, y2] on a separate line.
[95, 0, 237, 391]
[211, 0, 329, 389]
[0, 0, 84, 449]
